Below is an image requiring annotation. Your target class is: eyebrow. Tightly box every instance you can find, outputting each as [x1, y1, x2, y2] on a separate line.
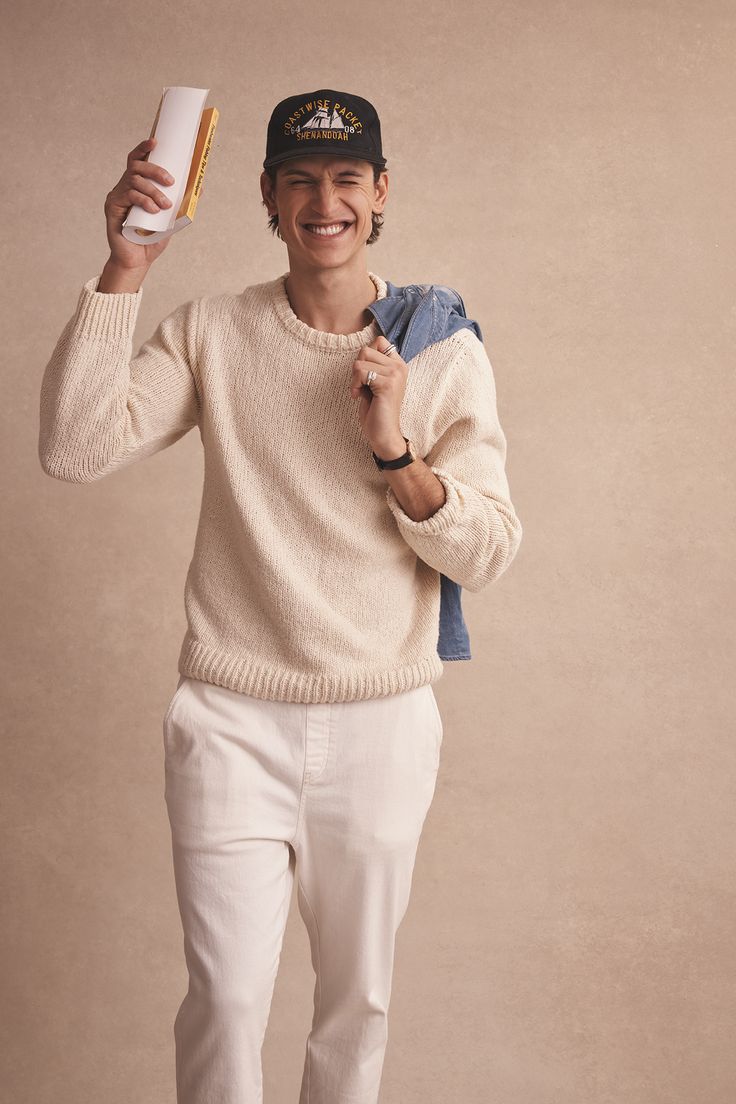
[280, 167, 365, 179]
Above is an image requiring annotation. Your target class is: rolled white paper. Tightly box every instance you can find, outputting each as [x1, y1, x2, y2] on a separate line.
[122, 86, 211, 244]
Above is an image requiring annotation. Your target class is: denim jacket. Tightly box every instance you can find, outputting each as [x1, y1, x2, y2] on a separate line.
[367, 281, 484, 662]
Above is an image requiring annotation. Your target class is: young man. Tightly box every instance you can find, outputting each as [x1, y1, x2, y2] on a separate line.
[39, 88, 522, 1103]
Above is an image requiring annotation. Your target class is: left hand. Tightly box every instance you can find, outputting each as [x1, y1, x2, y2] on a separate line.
[350, 335, 408, 456]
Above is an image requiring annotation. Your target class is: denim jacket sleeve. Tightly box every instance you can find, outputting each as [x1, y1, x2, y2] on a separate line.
[384, 330, 523, 593]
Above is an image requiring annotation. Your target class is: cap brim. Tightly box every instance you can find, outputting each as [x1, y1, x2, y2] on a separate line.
[263, 148, 387, 170]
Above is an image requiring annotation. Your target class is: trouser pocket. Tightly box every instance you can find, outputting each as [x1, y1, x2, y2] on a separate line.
[424, 684, 443, 769]
[162, 675, 188, 749]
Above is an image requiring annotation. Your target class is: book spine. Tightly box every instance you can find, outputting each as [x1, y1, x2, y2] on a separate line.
[182, 106, 219, 222]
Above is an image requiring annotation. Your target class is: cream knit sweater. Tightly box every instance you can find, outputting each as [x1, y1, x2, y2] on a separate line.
[39, 270, 522, 703]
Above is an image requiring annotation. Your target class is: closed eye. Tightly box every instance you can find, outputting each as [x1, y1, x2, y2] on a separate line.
[288, 178, 362, 186]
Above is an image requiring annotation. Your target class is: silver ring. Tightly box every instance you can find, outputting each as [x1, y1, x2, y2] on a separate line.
[365, 369, 378, 387]
[383, 342, 397, 357]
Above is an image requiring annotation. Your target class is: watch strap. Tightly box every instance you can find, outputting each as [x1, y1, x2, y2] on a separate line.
[372, 437, 415, 470]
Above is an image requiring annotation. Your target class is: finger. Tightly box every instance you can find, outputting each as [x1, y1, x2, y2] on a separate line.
[364, 335, 394, 356]
[350, 363, 385, 398]
[352, 360, 386, 381]
[378, 337, 398, 357]
[129, 138, 155, 163]
[130, 169, 174, 205]
[358, 345, 402, 366]
[128, 184, 172, 212]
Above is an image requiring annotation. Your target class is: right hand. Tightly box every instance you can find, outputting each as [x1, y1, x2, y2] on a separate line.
[104, 137, 176, 270]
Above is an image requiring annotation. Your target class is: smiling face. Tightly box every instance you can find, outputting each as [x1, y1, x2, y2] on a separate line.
[260, 155, 389, 271]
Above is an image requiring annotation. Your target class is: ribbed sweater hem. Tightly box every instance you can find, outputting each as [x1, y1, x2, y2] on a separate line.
[177, 631, 444, 704]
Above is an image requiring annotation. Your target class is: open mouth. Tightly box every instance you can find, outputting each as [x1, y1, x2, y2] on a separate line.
[302, 221, 353, 238]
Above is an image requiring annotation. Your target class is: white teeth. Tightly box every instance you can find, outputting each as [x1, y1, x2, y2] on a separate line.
[305, 222, 349, 236]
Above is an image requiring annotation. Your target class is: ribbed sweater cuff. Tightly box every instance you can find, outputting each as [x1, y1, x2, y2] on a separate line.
[74, 274, 143, 341]
[384, 466, 464, 534]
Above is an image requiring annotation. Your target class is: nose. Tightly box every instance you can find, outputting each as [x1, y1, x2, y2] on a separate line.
[309, 179, 347, 217]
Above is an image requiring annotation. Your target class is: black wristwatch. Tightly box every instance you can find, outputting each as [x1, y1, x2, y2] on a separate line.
[372, 437, 417, 470]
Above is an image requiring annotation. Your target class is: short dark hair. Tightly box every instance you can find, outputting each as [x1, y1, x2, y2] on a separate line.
[262, 161, 386, 245]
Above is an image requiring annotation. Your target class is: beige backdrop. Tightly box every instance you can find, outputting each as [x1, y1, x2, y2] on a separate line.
[3, 0, 734, 1101]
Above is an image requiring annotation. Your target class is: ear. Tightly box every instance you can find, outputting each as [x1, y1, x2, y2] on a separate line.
[260, 170, 278, 217]
[372, 170, 389, 216]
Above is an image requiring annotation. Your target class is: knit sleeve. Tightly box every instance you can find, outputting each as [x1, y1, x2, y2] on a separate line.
[384, 332, 523, 593]
[38, 274, 200, 483]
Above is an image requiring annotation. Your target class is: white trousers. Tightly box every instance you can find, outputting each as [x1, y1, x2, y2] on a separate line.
[162, 674, 444, 1104]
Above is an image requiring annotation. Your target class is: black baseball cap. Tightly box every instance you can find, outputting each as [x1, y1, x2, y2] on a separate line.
[263, 88, 387, 171]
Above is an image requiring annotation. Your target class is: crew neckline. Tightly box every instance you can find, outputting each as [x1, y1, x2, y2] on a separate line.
[269, 271, 388, 350]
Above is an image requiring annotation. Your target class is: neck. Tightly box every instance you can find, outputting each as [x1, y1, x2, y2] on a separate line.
[283, 255, 378, 334]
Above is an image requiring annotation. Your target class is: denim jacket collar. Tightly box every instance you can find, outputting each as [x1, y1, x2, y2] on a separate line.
[367, 281, 483, 661]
